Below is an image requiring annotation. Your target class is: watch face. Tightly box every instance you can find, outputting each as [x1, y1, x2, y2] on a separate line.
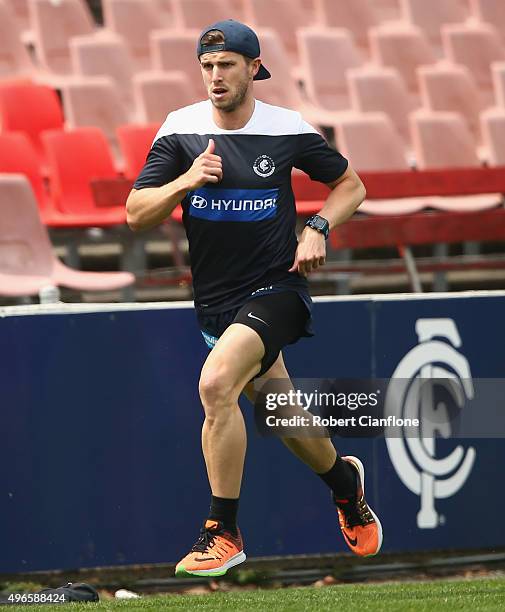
[313, 217, 326, 231]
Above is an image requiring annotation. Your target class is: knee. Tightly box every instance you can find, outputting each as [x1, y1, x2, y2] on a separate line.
[199, 365, 237, 416]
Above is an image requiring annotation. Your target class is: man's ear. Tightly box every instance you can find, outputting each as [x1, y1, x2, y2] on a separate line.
[251, 58, 261, 79]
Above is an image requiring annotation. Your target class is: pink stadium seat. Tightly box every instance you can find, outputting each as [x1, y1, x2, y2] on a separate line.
[469, 0, 505, 38]
[410, 109, 480, 169]
[176, 0, 243, 30]
[491, 62, 505, 108]
[41, 127, 126, 226]
[150, 29, 205, 96]
[28, 0, 95, 75]
[369, 23, 436, 91]
[400, 0, 467, 51]
[0, 174, 134, 297]
[480, 107, 505, 166]
[369, 0, 402, 22]
[5, 0, 30, 30]
[0, 82, 64, 172]
[0, 0, 35, 78]
[0, 131, 58, 222]
[116, 124, 159, 181]
[314, 0, 378, 50]
[244, 0, 310, 60]
[335, 112, 409, 172]
[102, 0, 160, 70]
[69, 34, 135, 111]
[441, 23, 505, 91]
[417, 63, 485, 140]
[347, 66, 414, 142]
[61, 77, 129, 156]
[133, 71, 198, 125]
[297, 28, 363, 111]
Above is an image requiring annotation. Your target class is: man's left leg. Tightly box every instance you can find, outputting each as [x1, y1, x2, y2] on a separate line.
[245, 353, 383, 557]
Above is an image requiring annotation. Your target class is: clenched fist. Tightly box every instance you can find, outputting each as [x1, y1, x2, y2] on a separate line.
[183, 139, 223, 190]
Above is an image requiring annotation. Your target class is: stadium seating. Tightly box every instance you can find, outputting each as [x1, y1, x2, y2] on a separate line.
[0, 174, 134, 297]
[370, 0, 402, 22]
[61, 76, 129, 156]
[297, 28, 363, 111]
[410, 109, 480, 169]
[0, 0, 34, 79]
[314, 0, 378, 51]
[133, 71, 198, 125]
[469, 0, 505, 37]
[69, 34, 136, 111]
[481, 107, 505, 166]
[0, 81, 64, 172]
[102, 0, 164, 70]
[245, 0, 310, 61]
[41, 127, 126, 226]
[347, 66, 414, 143]
[399, 0, 468, 52]
[335, 112, 409, 172]
[417, 63, 484, 141]
[0, 131, 61, 225]
[28, 0, 95, 75]
[150, 29, 206, 96]
[492, 62, 505, 108]
[177, 0, 243, 30]
[369, 23, 436, 91]
[441, 22, 505, 93]
[116, 123, 159, 181]
[5, 0, 31, 33]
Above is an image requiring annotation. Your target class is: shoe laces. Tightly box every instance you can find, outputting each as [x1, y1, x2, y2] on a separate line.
[191, 526, 222, 553]
[338, 495, 374, 528]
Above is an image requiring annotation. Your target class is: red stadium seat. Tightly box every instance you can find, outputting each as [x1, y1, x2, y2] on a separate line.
[29, 0, 95, 75]
[297, 28, 363, 111]
[116, 124, 159, 181]
[441, 22, 505, 92]
[417, 63, 485, 142]
[102, 0, 163, 70]
[0, 174, 134, 297]
[0, 0, 34, 78]
[41, 127, 126, 226]
[133, 71, 198, 124]
[347, 66, 414, 143]
[369, 23, 436, 91]
[314, 0, 378, 51]
[0, 82, 64, 173]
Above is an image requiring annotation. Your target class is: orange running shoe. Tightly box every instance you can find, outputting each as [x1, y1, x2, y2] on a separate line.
[175, 519, 246, 577]
[334, 455, 383, 557]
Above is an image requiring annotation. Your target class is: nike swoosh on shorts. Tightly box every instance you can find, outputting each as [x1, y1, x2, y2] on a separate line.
[247, 312, 269, 326]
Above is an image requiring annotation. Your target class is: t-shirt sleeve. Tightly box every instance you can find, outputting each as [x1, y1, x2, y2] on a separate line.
[133, 132, 182, 190]
[293, 119, 348, 183]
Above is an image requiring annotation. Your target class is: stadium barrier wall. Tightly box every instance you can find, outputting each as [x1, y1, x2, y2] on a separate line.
[1, 293, 505, 573]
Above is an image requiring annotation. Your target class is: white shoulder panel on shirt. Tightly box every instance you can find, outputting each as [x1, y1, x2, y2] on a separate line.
[153, 99, 319, 143]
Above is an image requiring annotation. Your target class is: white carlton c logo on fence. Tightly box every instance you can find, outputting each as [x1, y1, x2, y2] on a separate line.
[385, 319, 476, 529]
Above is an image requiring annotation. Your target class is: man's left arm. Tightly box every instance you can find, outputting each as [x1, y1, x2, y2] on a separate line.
[289, 166, 366, 276]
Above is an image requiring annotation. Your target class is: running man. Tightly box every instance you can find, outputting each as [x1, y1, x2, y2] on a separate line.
[126, 20, 382, 577]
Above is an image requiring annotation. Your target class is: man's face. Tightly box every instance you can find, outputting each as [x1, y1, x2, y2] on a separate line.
[200, 50, 259, 112]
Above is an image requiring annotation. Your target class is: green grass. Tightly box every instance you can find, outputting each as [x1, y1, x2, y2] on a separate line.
[4, 577, 505, 612]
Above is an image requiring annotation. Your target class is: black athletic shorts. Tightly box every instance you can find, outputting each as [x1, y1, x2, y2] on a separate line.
[196, 290, 313, 377]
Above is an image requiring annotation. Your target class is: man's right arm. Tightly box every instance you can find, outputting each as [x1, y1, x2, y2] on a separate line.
[126, 138, 222, 232]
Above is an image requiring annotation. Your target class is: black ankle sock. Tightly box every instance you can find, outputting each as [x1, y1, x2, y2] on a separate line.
[318, 455, 357, 500]
[208, 495, 239, 534]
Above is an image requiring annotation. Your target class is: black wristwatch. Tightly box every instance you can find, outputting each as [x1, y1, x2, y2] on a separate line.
[305, 214, 330, 240]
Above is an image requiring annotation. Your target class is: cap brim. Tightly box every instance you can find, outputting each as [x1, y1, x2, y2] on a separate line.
[254, 64, 271, 80]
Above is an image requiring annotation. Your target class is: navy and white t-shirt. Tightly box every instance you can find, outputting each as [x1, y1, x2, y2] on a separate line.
[133, 99, 348, 314]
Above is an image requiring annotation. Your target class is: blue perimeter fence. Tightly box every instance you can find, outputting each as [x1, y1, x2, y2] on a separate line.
[1, 292, 505, 573]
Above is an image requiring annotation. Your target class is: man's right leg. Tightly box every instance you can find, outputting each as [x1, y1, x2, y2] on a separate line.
[175, 322, 265, 577]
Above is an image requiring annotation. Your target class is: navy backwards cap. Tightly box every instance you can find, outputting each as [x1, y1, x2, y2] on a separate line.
[197, 19, 271, 81]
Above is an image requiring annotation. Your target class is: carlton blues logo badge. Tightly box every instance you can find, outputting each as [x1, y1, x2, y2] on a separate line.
[253, 155, 276, 178]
